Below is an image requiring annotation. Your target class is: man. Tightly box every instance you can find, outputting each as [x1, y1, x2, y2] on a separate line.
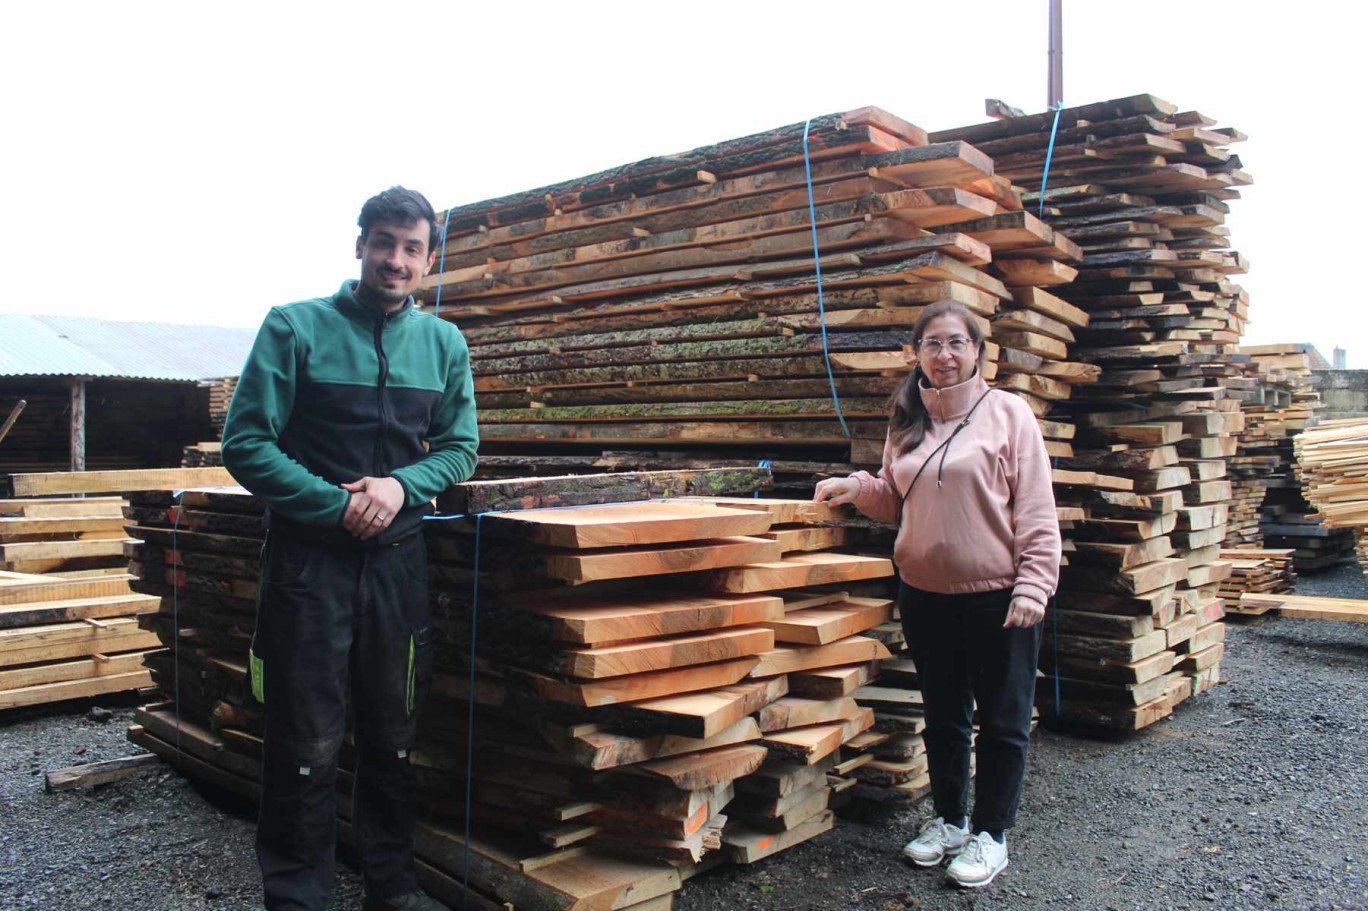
[222, 186, 478, 911]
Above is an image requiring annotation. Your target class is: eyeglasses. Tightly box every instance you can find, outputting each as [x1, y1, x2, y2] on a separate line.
[917, 336, 973, 355]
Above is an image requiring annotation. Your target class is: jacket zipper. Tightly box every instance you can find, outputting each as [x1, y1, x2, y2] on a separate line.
[373, 315, 391, 477]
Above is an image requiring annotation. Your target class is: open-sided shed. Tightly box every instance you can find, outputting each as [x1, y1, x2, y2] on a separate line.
[0, 315, 255, 488]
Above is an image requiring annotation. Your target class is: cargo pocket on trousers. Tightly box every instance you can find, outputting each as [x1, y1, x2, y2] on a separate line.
[407, 626, 435, 716]
[249, 637, 266, 704]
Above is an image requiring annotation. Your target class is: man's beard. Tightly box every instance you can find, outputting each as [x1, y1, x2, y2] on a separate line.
[360, 273, 409, 304]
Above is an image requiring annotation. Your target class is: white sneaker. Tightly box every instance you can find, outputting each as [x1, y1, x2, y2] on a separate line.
[946, 831, 1009, 888]
[902, 816, 969, 867]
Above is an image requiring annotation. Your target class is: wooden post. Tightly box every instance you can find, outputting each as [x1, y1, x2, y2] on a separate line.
[69, 378, 86, 473]
[0, 399, 26, 446]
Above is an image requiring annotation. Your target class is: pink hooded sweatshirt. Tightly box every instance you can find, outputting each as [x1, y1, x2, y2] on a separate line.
[850, 372, 1062, 608]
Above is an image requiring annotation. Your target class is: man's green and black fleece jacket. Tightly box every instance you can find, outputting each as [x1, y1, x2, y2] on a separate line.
[222, 280, 479, 546]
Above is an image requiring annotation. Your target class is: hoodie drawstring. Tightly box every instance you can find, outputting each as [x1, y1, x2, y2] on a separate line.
[894, 388, 998, 528]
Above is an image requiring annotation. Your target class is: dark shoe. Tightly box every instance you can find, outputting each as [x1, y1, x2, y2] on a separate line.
[362, 890, 450, 911]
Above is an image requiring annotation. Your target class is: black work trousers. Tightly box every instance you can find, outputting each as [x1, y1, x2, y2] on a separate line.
[899, 585, 1043, 832]
[249, 529, 434, 911]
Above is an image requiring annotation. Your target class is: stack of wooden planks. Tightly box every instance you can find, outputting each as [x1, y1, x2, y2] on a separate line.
[206, 377, 237, 439]
[933, 94, 1254, 728]
[0, 469, 243, 712]
[1233, 346, 1343, 565]
[181, 442, 223, 468]
[1218, 548, 1295, 612]
[182, 376, 237, 468]
[0, 569, 158, 710]
[122, 470, 916, 907]
[1295, 418, 1368, 574]
[1224, 349, 1294, 545]
[411, 107, 1087, 493]
[0, 495, 134, 576]
[845, 658, 943, 803]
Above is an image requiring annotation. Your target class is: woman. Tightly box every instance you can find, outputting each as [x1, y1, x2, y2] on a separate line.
[814, 300, 1060, 889]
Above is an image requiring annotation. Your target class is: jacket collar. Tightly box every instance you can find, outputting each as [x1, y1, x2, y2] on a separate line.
[919, 370, 989, 423]
[335, 280, 414, 325]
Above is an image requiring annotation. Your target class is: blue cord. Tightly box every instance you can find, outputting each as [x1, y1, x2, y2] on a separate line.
[1052, 600, 1061, 719]
[802, 119, 850, 439]
[171, 490, 186, 757]
[434, 211, 453, 319]
[754, 459, 772, 498]
[1037, 104, 1065, 220]
[1049, 456, 1061, 717]
[460, 512, 481, 910]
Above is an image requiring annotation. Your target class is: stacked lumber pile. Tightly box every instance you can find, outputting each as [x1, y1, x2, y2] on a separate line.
[1234, 345, 1340, 564]
[1223, 360, 1289, 547]
[845, 658, 943, 803]
[206, 377, 237, 438]
[181, 442, 223, 468]
[0, 495, 133, 576]
[1296, 418, 1368, 574]
[1218, 548, 1295, 613]
[181, 377, 237, 468]
[933, 94, 1254, 728]
[122, 470, 919, 907]
[0, 569, 158, 711]
[413, 107, 1088, 490]
[0, 469, 239, 710]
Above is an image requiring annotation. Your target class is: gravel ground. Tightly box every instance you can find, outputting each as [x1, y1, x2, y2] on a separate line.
[1, 563, 1364, 911]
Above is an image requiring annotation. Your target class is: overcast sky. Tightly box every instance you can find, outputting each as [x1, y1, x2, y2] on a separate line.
[4, 2, 1362, 366]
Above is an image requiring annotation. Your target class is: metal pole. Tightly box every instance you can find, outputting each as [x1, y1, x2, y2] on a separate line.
[1048, 0, 1063, 109]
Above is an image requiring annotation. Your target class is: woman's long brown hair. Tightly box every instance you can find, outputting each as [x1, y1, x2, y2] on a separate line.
[887, 300, 988, 455]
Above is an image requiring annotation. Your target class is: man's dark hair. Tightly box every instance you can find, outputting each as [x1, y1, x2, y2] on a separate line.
[358, 186, 442, 254]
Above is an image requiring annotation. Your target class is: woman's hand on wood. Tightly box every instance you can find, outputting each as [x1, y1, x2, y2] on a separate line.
[1004, 596, 1045, 628]
[813, 477, 860, 507]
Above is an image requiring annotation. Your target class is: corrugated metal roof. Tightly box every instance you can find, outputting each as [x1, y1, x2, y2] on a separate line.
[0, 314, 256, 382]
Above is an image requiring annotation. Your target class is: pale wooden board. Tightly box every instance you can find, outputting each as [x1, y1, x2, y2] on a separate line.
[756, 695, 861, 733]
[0, 516, 129, 536]
[555, 627, 775, 679]
[758, 597, 892, 645]
[620, 743, 768, 790]
[0, 538, 137, 561]
[761, 707, 874, 764]
[10, 468, 236, 496]
[723, 809, 835, 863]
[0, 669, 153, 710]
[0, 575, 135, 606]
[0, 650, 152, 691]
[0, 594, 162, 631]
[532, 656, 760, 708]
[749, 636, 892, 678]
[1240, 594, 1368, 623]
[787, 662, 880, 698]
[0, 497, 126, 518]
[615, 677, 787, 739]
[0, 623, 159, 669]
[529, 593, 784, 645]
[481, 500, 774, 548]
[544, 536, 782, 583]
[708, 553, 894, 593]
[672, 497, 850, 525]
